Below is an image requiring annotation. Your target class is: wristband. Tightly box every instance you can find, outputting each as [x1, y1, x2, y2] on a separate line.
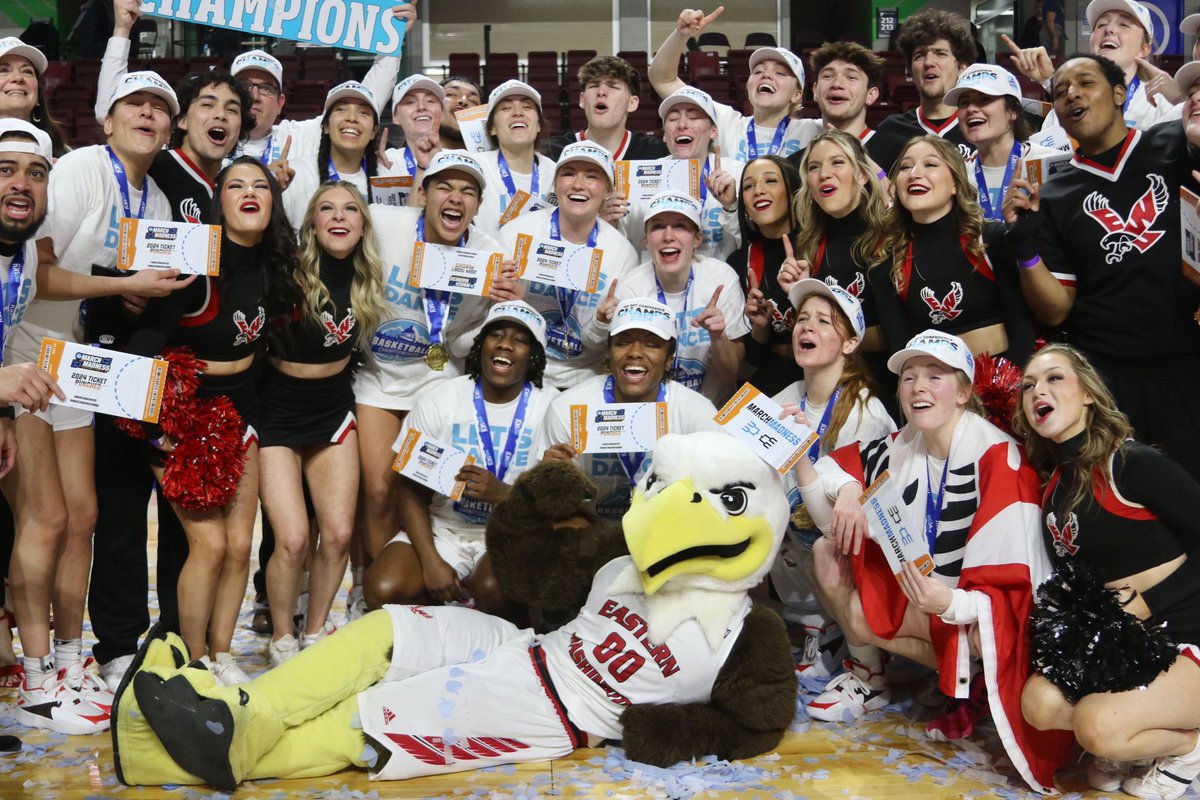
[876, 169, 887, 180]
[148, 437, 164, 449]
[1018, 254, 1041, 270]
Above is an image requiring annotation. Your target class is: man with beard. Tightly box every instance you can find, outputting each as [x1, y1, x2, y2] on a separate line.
[877, 9, 975, 158]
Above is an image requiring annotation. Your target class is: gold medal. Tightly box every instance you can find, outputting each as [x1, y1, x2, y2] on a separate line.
[424, 342, 449, 371]
[791, 503, 816, 531]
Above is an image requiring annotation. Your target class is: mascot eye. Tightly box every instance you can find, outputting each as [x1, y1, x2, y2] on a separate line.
[644, 472, 659, 492]
[718, 487, 748, 516]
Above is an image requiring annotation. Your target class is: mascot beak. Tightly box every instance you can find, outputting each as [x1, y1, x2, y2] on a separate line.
[624, 478, 775, 595]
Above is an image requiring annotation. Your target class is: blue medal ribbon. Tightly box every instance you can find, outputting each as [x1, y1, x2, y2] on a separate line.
[1124, 76, 1140, 115]
[924, 456, 949, 555]
[497, 150, 539, 200]
[800, 386, 841, 463]
[257, 134, 273, 166]
[415, 215, 464, 349]
[603, 375, 667, 486]
[472, 379, 532, 482]
[746, 118, 788, 159]
[402, 147, 417, 176]
[547, 209, 599, 357]
[326, 157, 368, 183]
[654, 269, 693, 385]
[974, 140, 1021, 222]
[105, 145, 149, 220]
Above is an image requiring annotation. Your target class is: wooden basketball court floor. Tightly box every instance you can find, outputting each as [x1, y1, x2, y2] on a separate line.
[0, 517, 1171, 799]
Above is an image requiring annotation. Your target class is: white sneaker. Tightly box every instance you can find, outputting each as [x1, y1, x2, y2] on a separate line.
[66, 657, 115, 713]
[347, 585, 367, 623]
[796, 631, 831, 678]
[806, 659, 890, 723]
[99, 654, 135, 694]
[207, 652, 251, 686]
[300, 620, 336, 650]
[16, 668, 110, 735]
[1124, 739, 1200, 800]
[268, 634, 300, 667]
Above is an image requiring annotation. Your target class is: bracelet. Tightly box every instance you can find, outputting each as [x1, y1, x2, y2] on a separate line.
[876, 169, 887, 180]
[148, 437, 164, 449]
[1018, 254, 1041, 270]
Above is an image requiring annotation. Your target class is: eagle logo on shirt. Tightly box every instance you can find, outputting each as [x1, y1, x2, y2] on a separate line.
[1082, 174, 1168, 264]
[920, 282, 963, 325]
[1046, 511, 1080, 557]
[321, 308, 357, 347]
[232, 306, 266, 345]
[179, 198, 203, 225]
[825, 273, 865, 298]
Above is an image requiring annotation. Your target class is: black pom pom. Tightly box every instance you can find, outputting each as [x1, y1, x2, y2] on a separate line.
[1031, 560, 1178, 703]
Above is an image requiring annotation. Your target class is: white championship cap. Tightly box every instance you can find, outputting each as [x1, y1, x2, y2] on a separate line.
[787, 278, 866, 340]
[644, 190, 702, 229]
[1175, 60, 1200, 97]
[1182, 13, 1200, 35]
[324, 81, 376, 114]
[943, 63, 1022, 106]
[886, 329, 975, 381]
[610, 298, 678, 341]
[658, 86, 718, 123]
[555, 141, 615, 185]
[1086, 0, 1153, 35]
[0, 118, 52, 164]
[392, 74, 445, 109]
[488, 79, 542, 112]
[422, 149, 487, 192]
[483, 300, 548, 348]
[230, 50, 284, 87]
[0, 38, 47, 75]
[109, 71, 180, 117]
[748, 46, 805, 86]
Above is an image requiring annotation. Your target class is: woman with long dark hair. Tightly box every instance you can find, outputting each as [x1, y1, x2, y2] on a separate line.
[0, 37, 68, 156]
[125, 157, 299, 683]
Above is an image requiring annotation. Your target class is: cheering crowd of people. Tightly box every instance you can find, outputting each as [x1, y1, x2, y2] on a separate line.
[2, 0, 1200, 794]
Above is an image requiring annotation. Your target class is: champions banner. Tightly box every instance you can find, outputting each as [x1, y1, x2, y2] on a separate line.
[139, 0, 407, 56]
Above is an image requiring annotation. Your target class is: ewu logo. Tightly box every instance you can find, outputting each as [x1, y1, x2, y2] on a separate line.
[1083, 174, 1168, 264]
[919, 282, 963, 325]
[1046, 511, 1079, 557]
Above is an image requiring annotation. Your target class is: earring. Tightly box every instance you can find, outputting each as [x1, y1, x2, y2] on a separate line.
[32, 108, 42, 123]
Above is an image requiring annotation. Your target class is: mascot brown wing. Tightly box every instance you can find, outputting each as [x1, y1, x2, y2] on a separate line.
[620, 605, 797, 765]
[486, 460, 629, 612]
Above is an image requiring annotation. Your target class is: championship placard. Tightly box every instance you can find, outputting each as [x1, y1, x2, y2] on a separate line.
[455, 105, 492, 153]
[569, 402, 668, 454]
[497, 190, 553, 227]
[1022, 150, 1073, 187]
[714, 383, 819, 474]
[38, 338, 168, 423]
[1181, 186, 1200, 287]
[512, 233, 604, 292]
[392, 429, 474, 499]
[860, 471, 935, 578]
[118, 219, 221, 276]
[614, 158, 703, 204]
[139, 0, 407, 56]
[408, 241, 505, 297]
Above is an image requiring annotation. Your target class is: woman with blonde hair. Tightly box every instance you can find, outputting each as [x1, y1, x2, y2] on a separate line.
[875, 135, 1034, 366]
[258, 181, 387, 664]
[1017, 344, 1200, 798]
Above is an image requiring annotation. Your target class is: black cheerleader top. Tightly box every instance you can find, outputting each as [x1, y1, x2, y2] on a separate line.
[1042, 433, 1200, 582]
[728, 234, 802, 396]
[808, 205, 881, 330]
[126, 239, 269, 362]
[876, 214, 1034, 364]
[272, 252, 359, 364]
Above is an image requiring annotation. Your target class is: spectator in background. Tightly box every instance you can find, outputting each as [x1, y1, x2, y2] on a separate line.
[439, 75, 482, 149]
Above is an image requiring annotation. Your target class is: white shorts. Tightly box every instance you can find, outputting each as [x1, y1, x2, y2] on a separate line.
[14, 402, 93, 432]
[387, 528, 486, 581]
[353, 361, 461, 413]
[362, 606, 580, 780]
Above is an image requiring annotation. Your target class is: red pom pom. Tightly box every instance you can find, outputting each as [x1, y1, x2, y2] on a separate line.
[113, 415, 147, 440]
[974, 352, 1023, 437]
[160, 395, 248, 511]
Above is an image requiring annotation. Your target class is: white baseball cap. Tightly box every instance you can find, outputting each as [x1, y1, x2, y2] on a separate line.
[1086, 0, 1153, 35]
[483, 300, 548, 349]
[555, 141, 614, 185]
[1182, 13, 1200, 35]
[1176, 61, 1200, 97]
[230, 50, 284, 88]
[488, 79, 542, 112]
[422, 149, 487, 192]
[324, 81, 376, 114]
[0, 118, 52, 164]
[0, 38, 47, 75]
[787, 278, 866, 340]
[943, 63, 1022, 106]
[644, 190, 702, 229]
[886, 330, 975, 381]
[658, 86, 718, 123]
[748, 47, 805, 86]
[109, 71, 180, 117]
[610, 298, 678, 341]
[392, 74, 445, 109]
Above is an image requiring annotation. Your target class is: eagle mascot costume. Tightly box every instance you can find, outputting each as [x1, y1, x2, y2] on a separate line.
[111, 432, 798, 790]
